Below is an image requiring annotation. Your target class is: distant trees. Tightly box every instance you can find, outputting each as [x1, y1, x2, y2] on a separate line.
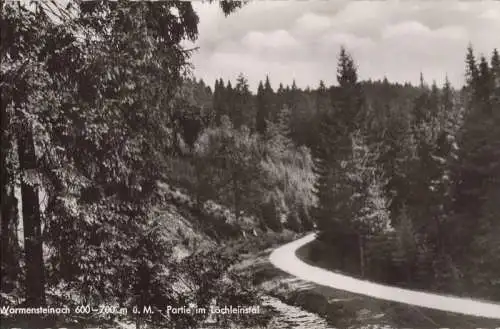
[213, 78, 226, 121]
[190, 108, 315, 233]
[233, 73, 254, 128]
[172, 72, 318, 234]
[213, 74, 255, 129]
[194, 117, 264, 221]
[315, 80, 330, 114]
[256, 76, 275, 134]
[261, 106, 316, 232]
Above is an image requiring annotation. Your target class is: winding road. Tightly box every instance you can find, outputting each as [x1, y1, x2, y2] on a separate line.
[269, 233, 500, 320]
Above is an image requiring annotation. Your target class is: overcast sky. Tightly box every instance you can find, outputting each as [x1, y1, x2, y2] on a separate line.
[185, 0, 500, 92]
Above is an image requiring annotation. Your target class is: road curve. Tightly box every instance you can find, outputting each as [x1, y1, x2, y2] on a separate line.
[269, 233, 500, 320]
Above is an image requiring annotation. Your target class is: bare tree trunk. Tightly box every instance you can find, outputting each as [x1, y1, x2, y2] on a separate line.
[1, 95, 19, 292]
[1, 190, 19, 251]
[17, 127, 45, 307]
[1, 187, 18, 292]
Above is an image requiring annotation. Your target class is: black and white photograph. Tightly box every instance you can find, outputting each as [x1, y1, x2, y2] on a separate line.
[1, 0, 500, 328]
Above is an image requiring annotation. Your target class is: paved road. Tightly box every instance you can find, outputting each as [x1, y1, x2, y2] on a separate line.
[269, 233, 500, 320]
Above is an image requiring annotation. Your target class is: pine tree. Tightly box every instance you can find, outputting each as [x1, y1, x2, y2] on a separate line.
[213, 78, 226, 122]
[308, 80, 331, 149]
[348, 130, 390, 276]
[256, 81, 267, 134]
[440, 76, 455, 131]
[378, 103, 414, 226]
[314, 47, 365, 268]
[264, 75, 276, 120]
[429, 81, 440, 114]
[419, 72, 426, 89]
[288, 79, 303, 144]
[233, 73, 253, 128]
[255, 76, 275, 134]
[225, 80, 234, 118]
[431, 79, 461, 255]
[491, 49, 500, 106]
[276, 83, 286, 112]
[477, 55, 494, 114]
[465, 45, 479, 89]
[334, 47, 365, 131]
[315, 80, 329, 114]
[265, 106, 293, 156]
[17, 127, 46, 306]
[392, 205, 417, 283]
[408, 78, 446, 254]
[453, 47, 500, 268]
[451, 48, 500, 298]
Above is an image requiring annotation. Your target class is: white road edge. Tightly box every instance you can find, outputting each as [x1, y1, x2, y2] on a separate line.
[269, 233, 500, 320]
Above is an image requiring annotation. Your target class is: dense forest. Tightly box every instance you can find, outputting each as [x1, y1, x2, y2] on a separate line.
[308, 46, 500, 301]
[1, 1, 500, 328]
[207, 45, 500, 300]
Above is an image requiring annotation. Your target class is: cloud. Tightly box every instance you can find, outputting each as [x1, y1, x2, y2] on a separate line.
[294, 13, 332, 35]
[434, 26, 468, 40]
[382, 21, 431, 39]
[189, 1, 500, 92]
[319, 32, 375, 51]
[241, 30, 299, 51]
[480, 8, 500, 20]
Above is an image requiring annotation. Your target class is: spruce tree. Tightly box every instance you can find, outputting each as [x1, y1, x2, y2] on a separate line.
[313, 47, 365, 267]
[465, 45, 479, 89]
[453, 48, 500, 298]
[491, 49, 500, 106]
[233, 73, 253, 128]
[407, 76, 447, 256]
[255, 76, 275, 134]
[378, 103, 413, 226]
[477, 55, 494, 114]
[266, 105, 293, 154]
[225, 80, 234, 118]
[256, 81, 267, 134]
[334, 47, 365, 131]
[213, 78, 226, 122]
[316, 80, 329, 114]
[308, 80, 330, 149]
[276, 83, 286, 113]
[264, 75, 276, 120]
[440, 76, 454, 130]
[454, 47, 500, 258]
